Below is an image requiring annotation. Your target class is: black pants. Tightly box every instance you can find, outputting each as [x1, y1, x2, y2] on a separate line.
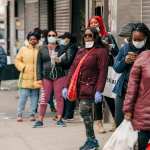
[48, 91, 55, 110]
[63, 99, 76, 119]
[115, 94, 125, 127]
[79, 99, 95, 139]
[94, 96, 115, 120]
[138, 131, 150, 150]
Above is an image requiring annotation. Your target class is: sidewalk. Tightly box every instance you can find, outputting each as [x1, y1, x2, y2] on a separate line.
[0, 89, 113, 150]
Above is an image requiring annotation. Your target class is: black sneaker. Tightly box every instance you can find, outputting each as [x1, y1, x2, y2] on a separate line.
[30, 114, 36, 121]
[56, 119, 66, 127]
[33, 121, 43, 128]
[80, 138, 99, 150]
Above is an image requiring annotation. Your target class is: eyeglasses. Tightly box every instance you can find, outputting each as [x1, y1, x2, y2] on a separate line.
[84, 34, 93, 38]
[48, 34, 56, 37]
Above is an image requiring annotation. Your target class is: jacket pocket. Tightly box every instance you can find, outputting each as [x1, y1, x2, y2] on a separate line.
[79, 82, 95, 97]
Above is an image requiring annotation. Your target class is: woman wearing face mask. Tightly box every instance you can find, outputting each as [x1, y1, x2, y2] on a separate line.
[62, 28, 109, 150]
[113, 23, 150, 127]
[33, 30, 68, 127]
[15, 32, 41, 122]
[88, 16, 118, 133]
[58, 32, 78, 120]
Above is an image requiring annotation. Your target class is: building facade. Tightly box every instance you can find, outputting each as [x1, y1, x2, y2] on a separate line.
[5, 0, 150, 61]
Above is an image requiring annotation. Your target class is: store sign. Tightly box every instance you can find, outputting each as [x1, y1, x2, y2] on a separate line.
[25, 0, 38, 3]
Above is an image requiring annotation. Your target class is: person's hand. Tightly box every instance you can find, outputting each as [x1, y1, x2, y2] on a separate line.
[54, 56, 61, 63]
[124, 112, 132, 121]
[125, 52, 137, 64]
[34, 80, 43, 88]
[62, 88, 68, 99]
[94, 91, 103, 104]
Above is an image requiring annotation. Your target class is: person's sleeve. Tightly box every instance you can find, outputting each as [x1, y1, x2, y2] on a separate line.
[0, 47, 7, 69]
[123, 59, 141, 113]
[108, 34, 119, 57]
[60, 45, 77, 68]
[36, 50, 43, 80]
[113, 45, 128, 73]
[15, 47, 25, 72]
[96, 48, 109, 92]
[66, 49, 80, 87]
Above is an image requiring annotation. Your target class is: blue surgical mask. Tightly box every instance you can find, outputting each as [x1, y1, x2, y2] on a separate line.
[47, 37, 57, 44]
[59, 39, 65, 45]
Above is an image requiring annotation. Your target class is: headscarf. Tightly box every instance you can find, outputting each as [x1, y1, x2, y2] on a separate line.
[88, 16, 108, 37]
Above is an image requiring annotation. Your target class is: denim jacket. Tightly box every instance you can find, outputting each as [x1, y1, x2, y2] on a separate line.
[113, 43, 144, 96]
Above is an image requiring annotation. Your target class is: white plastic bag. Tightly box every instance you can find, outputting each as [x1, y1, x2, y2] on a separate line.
[103, 67, 121, 99]
[103, 119, 138, 150]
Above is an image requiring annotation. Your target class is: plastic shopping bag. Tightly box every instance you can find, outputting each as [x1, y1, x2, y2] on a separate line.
[103, 67, 120, 99]
[103, 119, 138, 150]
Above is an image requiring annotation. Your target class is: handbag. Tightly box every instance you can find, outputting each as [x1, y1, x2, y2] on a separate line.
[67, 48, 95, 101]
[147, 143, 150, 150]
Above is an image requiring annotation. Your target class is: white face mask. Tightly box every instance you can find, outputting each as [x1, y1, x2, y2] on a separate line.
[132, 39, 146, 49]
[48, 37, 57, 44]
[85, 41, 94, 49]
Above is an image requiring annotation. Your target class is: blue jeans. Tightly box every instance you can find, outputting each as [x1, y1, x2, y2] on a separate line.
[17, 88, 39, 116]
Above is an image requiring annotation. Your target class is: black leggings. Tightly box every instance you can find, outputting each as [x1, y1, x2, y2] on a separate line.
[94, 96, 115, 120]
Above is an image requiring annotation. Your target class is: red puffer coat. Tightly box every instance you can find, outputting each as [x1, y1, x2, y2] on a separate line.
[123, 50, 150, 131]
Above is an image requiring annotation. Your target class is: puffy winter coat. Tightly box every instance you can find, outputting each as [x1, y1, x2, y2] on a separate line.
[123, 50, 150, 131]
[15, 44, 40, 89]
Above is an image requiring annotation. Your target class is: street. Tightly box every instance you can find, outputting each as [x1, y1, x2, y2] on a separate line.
[0, 88, 112, 150]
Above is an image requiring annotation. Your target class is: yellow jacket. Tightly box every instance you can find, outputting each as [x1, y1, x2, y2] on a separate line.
[15, 43, 41, 89]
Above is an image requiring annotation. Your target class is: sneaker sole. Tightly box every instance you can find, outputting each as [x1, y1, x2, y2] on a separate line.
[91, 147, 100, 150]
[32, 125, 44, 128]
[56, 124, 66, 127]
[80, 147, 100, 150]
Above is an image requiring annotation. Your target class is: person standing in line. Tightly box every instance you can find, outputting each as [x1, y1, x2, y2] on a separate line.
[62, 28, 109, 150]
[88, 16, 118, 132]
[15, 32, 41, 122]
[58, 32, 78, 120]
[33, 30, 72, 127]
[113, 23, 150, 126]
[123, 49, 150, 150]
